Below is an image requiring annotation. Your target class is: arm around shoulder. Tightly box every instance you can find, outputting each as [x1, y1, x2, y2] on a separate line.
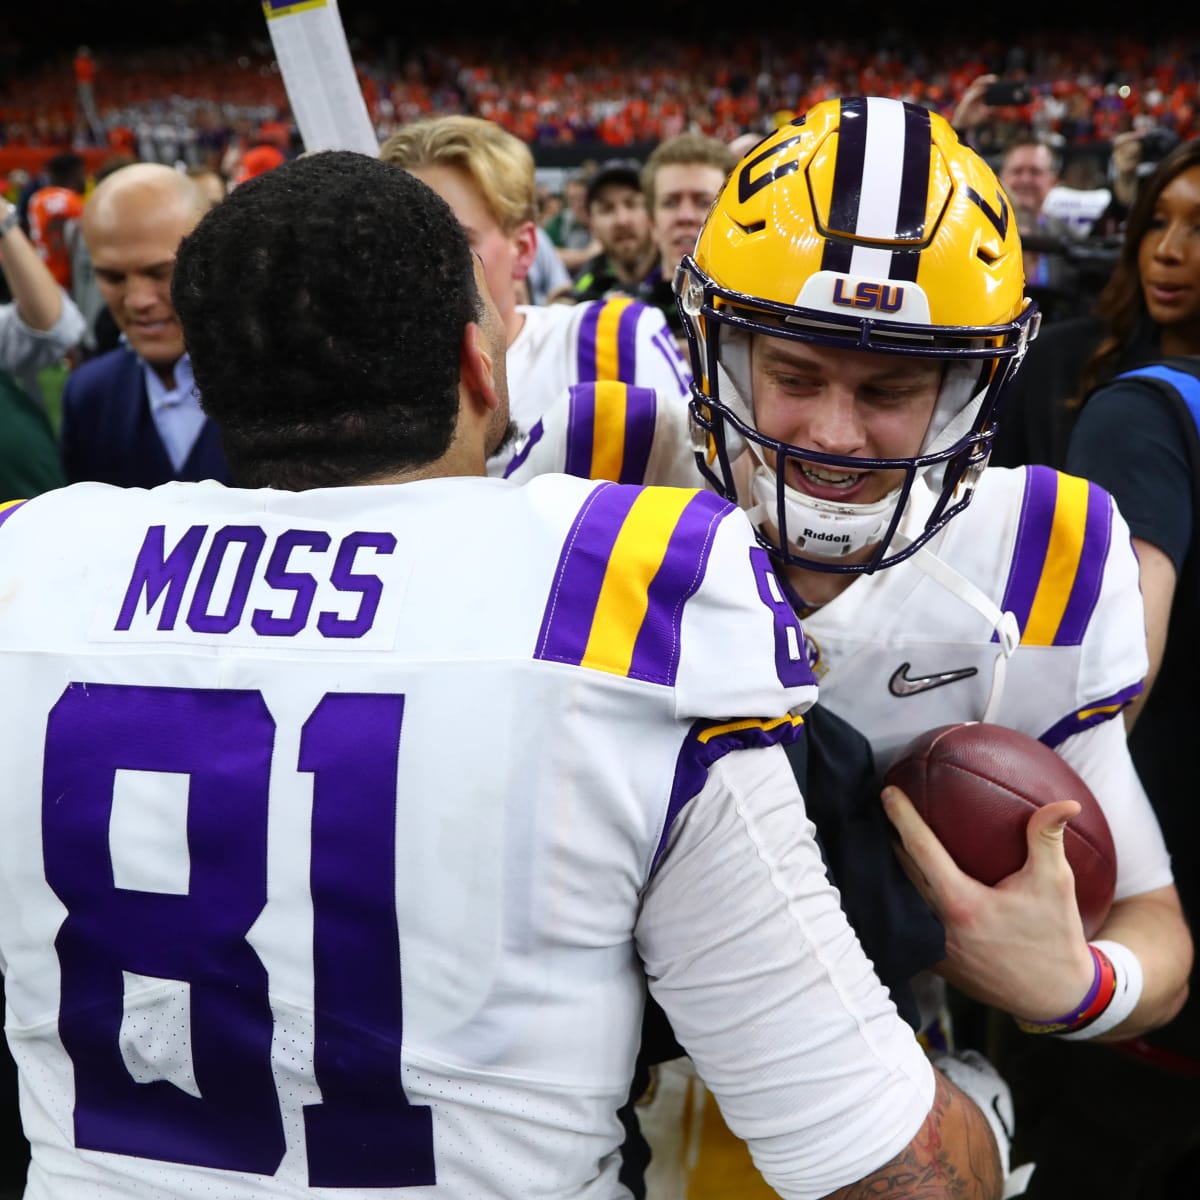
[638, 745, 1001, 1199]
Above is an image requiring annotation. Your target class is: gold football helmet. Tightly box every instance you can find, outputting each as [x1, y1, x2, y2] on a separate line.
[676, 95, 1040, 572]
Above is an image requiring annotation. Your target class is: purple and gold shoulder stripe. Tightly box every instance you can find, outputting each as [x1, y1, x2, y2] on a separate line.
[996, 466, 1112, 648]
[562, 381, 658, 484]
[0, 499, 28, 532]
[576, 296, 642, 384]
[654, 712, 807, 866]
[535, 482, 733, 685]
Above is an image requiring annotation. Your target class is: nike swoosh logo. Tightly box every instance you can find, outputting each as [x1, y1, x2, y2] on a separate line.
[889, 662, 978, 697]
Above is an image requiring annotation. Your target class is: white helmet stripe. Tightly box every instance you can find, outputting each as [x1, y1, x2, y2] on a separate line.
[823, 97, 933, 282]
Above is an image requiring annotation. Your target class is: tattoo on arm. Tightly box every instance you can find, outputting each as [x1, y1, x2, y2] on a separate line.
[823, 1070, 1003, 1199]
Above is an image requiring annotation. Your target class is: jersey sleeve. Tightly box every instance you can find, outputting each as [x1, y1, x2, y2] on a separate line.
[1055, 716, 1173, 899]
[572, 295, 691, 402]
[637, 744, 934, 1199]
[529, 478, 818, 863]
[503, 380, 699, 488]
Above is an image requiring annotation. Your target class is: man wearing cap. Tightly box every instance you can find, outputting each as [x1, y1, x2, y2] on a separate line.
[571, 160, 658, 305]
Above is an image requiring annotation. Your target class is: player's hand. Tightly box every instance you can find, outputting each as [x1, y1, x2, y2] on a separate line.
[882, 785, 1095, 1023]
[952, 74, 998, 131]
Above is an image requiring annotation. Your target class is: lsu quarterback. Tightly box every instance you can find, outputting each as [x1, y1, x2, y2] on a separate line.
[506, 96, 1192, 1198]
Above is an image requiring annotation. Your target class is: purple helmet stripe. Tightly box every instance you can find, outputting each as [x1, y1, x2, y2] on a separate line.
[895, 102, 932, 240]
[888, 102, 932, 281]
[819, 96, 868, 273]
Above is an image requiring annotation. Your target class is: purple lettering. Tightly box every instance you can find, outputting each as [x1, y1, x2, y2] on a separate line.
[879, 285, 904, 313]
[187, 527, 267, 635]
[115, 525, 207, 632]
[831, 277, 853, 306]
[318, 532, 397, 639]
[251, 529, 330, 637]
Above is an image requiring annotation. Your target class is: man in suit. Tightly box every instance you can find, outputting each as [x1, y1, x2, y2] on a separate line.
[61, 162, 230, 487]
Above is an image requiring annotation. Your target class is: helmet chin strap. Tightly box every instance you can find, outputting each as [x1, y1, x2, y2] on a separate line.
[743, 455, 903, 559]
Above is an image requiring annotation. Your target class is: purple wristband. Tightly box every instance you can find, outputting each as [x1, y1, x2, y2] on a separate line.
[1015, 945, 1105, 1034]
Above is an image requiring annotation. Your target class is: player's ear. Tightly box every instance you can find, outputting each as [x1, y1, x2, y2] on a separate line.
[510, 219, 539, 284]
[459, 321, 501, 418]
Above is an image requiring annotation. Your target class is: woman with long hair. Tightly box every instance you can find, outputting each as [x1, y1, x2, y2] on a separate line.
[990, 135, 1200, 469]
[988, 135, 1200, 1200]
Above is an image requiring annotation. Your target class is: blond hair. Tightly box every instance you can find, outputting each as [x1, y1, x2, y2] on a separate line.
[379, 116, 536, 232]
[641, 132, 737, 212]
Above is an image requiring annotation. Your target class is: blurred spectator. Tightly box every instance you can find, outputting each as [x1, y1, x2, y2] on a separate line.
[544, 172, 600, 277]
[379, 115, 689, 478]
[992, 137, 1200, 470]
[1043, 155, 1112, 238]
[0, 195, 78, 496]
[61, 163, 230, 487]
[999, 137, 1082, 323]
[1088, 127, 1180, 240]
[641, 131, 737, 343]
[571, 160, 657, 304]
[185, 165, 228, 210]
[25, 153, 86, 291]
[524, 226, 573, 305]
[233, 142, 286, 187]
[73, 45, 103, 145]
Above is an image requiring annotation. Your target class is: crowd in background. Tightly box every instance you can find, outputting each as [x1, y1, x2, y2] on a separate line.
[2, 30, 1199, 166]
[0, 19, 1198, 1199]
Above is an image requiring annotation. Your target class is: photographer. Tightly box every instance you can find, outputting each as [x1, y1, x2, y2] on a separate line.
[1088, 126, 1181, 239]
[991, 137, 1200, 470]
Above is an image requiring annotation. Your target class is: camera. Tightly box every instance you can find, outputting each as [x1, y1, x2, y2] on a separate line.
[1141, 127, 1181, 165]
[984, 80, 1033, 108]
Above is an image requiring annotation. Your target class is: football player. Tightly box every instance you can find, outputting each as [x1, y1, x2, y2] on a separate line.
[506, 96, 1192, 1196]
[379, 115, 691, 478]
[0, 151, 1006, 1199]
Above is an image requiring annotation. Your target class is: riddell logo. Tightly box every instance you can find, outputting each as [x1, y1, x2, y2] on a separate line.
[802, 528, 850, 543]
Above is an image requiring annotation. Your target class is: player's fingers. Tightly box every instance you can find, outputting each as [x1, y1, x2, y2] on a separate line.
[881, 785, 965, 891]
[1022, 799, 1081, 871]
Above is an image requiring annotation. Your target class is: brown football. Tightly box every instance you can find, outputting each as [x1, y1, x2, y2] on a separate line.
[883, 722, 1117, 938]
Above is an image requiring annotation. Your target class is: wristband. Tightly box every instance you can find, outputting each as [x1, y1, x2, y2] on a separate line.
[1057, 940, 1144, 1041]
[1015, 943, 1115, 1035]
[0, 203, 18, 239]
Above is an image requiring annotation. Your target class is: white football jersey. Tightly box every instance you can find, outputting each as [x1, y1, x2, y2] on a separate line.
[492, 298, 691, 477]
[0, 476, 934, 1199]
[802, 465, 1170, 898]
[503, 381, 1172, 897]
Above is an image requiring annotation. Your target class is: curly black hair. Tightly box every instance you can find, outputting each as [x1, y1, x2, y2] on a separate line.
[172, 150, 480, 489]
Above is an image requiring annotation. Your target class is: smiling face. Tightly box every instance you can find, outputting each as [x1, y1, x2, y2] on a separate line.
[1000, 143, 1057, 216]
[749, 336, 943, 509]
[84, 178, 200, 381]
[1138, 164, 1200, 353]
